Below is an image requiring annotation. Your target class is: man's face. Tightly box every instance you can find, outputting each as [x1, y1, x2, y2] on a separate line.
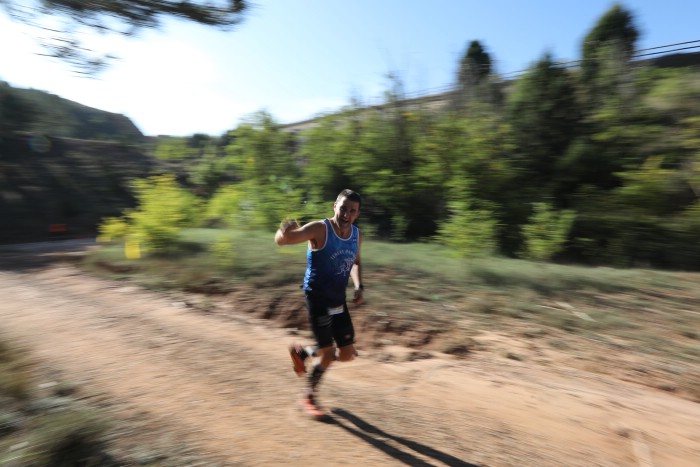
[333, 196, 360, 228]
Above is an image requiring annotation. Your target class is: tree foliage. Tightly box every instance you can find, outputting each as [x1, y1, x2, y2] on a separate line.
[207, 111, 305, 230]
[521, 203, 576, 261]
[458, 40, 492, 88]
[581, 3, 639, 84]
[579, 3, 640, 111]
[23, 4, 700, 270]
[507, 53, 582, 200]
[437, 199, 498, 258]
[99, 174, 202, 251]
[225, 111, 298, 183]
[2, 0, 248, 74]
[454, 40, 501, 108]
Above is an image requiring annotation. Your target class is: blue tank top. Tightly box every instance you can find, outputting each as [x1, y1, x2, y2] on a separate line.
[303, 218, 359, 307]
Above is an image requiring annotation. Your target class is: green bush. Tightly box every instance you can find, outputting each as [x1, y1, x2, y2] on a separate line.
[97, 217, 129, 242]
[438, 200, 498, 257]
[97, 174, 203, 252]
[204, 184, 246, 228]
[521, 202, 576, 261]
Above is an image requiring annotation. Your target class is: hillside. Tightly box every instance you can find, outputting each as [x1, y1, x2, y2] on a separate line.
[15, 86, 146, 142]
[0, 134, 160, 244]
[0, 83, 161, 244]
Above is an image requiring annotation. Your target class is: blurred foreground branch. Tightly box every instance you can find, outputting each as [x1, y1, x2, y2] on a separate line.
[1, 0, 249, 75]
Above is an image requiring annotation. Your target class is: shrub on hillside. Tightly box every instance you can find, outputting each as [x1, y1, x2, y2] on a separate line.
[98, 174, 203, 252]
[437, 200, 498, 257]
[521, 203, 576, 261]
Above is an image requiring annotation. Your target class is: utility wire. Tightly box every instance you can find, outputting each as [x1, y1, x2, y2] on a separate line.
[633, 39, 700, 52]
[333, 40, 700, 112]
[634, 45, 700, 58]
[502, 40, 700, 77]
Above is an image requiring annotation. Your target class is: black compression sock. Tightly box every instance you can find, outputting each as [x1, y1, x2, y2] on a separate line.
[309, 364, 325, 391]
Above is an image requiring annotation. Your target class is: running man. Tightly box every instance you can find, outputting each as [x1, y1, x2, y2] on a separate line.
[274, 189, 364, 417]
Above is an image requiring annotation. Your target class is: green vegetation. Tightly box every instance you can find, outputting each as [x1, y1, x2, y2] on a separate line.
[89, 4, 697, 270]
[4, 4, 700, 271]
[127, 50, 700, 268]
[521, 203, 576, 261]
[99, 174, 204, 252]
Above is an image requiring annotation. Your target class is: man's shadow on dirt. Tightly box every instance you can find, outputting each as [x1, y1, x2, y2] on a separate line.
[326, 408, 479, 467]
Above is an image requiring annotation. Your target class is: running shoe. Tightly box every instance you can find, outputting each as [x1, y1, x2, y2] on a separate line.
[300, 392, 325, 419]
[289, 343, 307, 376]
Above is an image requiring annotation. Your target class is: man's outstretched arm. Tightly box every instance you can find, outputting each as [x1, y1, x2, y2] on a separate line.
[275, 219, 324, 246]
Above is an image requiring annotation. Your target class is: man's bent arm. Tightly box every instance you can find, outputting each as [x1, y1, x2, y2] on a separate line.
[275, 220, 323, 246]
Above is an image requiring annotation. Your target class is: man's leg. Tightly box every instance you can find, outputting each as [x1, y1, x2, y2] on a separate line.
[332, 302, 356, 362]
[290, 293, 331, 376]
[303, 316, 355, 418]
[336, 343, 356, 362]
[302, 295, 336, 399]
[308, 345, 335, 393]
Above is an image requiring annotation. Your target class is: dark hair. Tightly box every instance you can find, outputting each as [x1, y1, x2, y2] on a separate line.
[337, 189, 362, 208]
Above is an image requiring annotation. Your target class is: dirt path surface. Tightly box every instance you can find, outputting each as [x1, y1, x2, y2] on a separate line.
[1, 247, 699, 466]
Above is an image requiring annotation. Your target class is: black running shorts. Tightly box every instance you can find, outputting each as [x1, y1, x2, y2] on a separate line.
[304, 292, 355, 349]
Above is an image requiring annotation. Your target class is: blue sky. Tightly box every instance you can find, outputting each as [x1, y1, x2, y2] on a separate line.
[1, 0, 699, 136]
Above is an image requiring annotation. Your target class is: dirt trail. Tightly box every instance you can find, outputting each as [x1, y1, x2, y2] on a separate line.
[1, 253, 699, 466]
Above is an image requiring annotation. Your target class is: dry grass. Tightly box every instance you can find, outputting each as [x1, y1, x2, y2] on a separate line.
[84, 228, 700, 401]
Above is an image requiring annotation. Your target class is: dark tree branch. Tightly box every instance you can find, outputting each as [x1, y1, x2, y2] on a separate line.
[1, 0, 249, 75]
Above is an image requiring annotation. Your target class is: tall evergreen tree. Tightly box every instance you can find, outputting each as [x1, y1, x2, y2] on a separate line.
[580, 4, 639, 104]
[454, 40, 500, 108]
[458, 40, 492, 88]
[507, 54, 582, 196]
